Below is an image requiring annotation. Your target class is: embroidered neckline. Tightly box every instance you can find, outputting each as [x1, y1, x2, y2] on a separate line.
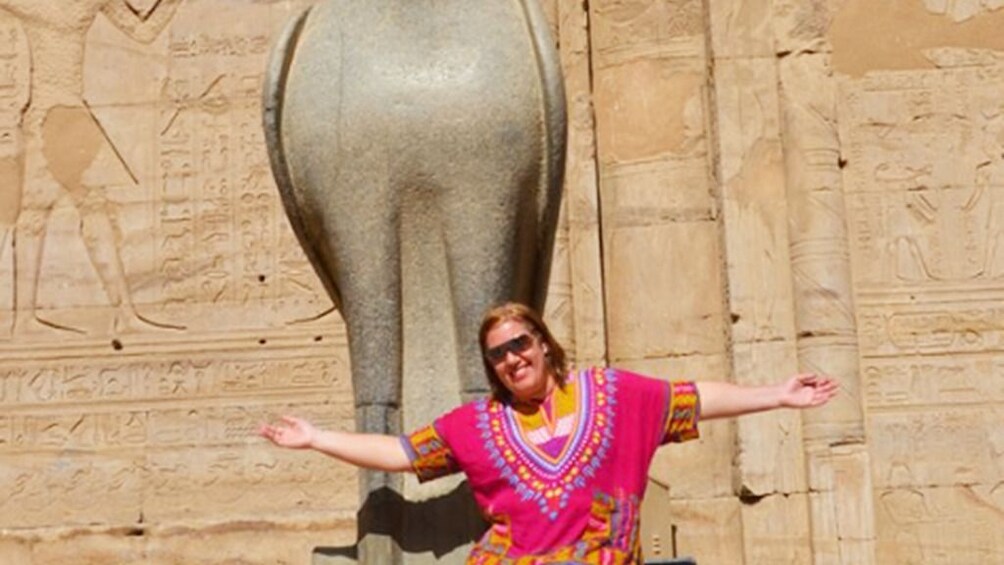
[508, 377, 579, 466]
[476, 367, 617, 520]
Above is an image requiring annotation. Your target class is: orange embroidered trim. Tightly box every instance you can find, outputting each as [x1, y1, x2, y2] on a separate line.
[403, 424, 458, 481]
[664, 380, 700, 443]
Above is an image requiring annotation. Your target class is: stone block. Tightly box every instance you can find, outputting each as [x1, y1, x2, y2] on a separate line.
[740, 492, 812, 564]
[732, 340, 805, 495]
[708, 0, 775, 59]
[828, 0, 1004, 78]
[771, 0, 832, 54]
[605, 221, 725, 361]
[868, 407, 1001, 489]
[0, 451, 142, 529]
[715, 57, 796, 344]
[0, 538, 33, 565]
[589, 0, 707, 70]
[875, 484, 1004, 564]
[29, 531, 144, 565]
[602, 158, 714, 222]
[806, 443, 876, 565]
[665, 497, 745, 565]
[594, 59, 707, 164]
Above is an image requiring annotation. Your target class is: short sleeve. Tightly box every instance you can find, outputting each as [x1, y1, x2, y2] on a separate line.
[662, 380, 700, 444]
[400, 423, 460, 482]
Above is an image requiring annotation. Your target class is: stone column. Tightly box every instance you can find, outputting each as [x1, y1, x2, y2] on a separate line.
[553, 0, 607, 369]
[588, 1, 739, 560]
[774, 2, 876, 563]
[707, 0, 813, 561]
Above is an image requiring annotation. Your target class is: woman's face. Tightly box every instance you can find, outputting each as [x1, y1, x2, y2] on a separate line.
[483, 318, 554, 403]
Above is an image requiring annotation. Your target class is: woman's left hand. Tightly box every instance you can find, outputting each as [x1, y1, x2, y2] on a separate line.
[777, 373, 839, 408]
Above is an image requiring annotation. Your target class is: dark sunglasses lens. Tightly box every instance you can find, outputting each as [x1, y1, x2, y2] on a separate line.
[486, 346, 506, 362]
[487, 334, 532, 362]
[512, 334, 532, 352]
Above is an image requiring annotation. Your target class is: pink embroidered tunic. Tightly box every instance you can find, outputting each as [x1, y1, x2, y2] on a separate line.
[401, 367, 700, 564]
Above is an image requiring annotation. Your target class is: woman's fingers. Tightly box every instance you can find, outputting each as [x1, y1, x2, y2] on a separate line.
[258, 423, 279, 442]
[257, 417, 300, 444]
[785, 373, 839, 407]
[280, 415, 303, 427]
[810, 378, 839, 405]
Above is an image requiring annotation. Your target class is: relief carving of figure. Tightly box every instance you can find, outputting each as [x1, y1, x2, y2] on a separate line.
[0, 0, 184, 338]
[885, 110, 1004, 282]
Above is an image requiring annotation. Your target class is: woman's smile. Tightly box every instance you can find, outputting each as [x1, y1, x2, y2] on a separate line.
[484, 320, 555, 403]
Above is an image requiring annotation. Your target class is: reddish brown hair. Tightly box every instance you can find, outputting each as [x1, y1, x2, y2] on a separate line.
[478, 302, 568, 402]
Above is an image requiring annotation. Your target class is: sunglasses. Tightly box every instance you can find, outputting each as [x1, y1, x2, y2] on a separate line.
[484, 333, 534, 363]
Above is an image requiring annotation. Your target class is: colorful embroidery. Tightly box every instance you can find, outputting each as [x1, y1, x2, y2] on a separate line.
[663, 381, 700, 443]
[402, 424, 458, 481]
[468, 491, 641, 565]
[513, 385, 578, 461]
[476, 368, 617, 521]
[470, 512, 513, 562]
[405, 368, 698, 563]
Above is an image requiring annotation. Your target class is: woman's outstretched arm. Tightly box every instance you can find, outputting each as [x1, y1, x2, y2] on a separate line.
[258, 415, 414, 473]
[696, 373, 838, 420]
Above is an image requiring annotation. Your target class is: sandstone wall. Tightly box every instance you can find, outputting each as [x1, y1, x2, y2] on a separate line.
[0, 1, 1001, 564]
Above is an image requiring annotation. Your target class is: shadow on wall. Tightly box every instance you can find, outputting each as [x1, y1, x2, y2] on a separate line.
[312, 482, 701, 564]
[313, 482, 487, 561]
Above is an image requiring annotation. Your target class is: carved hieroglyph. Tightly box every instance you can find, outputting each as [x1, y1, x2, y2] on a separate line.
[0, 1, 362, 562]
[829, 2, 1004, 562]
[1, 0, 1003, 564]
[837, 50, 1004, 565]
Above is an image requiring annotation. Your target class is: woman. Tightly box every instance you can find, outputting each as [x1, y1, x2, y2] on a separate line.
[259, 302, 838, 563]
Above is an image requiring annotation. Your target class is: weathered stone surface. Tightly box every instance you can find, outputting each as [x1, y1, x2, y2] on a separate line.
[7, 519, 355, 565]
[875, 484, 1004, 564]
[806, 443, 876, 565]
[829, 0, 1004, 76]
[1, 0, 1003, 563]
[555, 0, 607, 368]
[709, 0, 775, 58]
[665, 497, 745, 565]
[0, 0, 357, 562]
[732, 340, 806, 494]
[605, 220, 725, 360]
[0, 539, 32, 565]
[740, 492, 812, 564]
[715, 56, 796, 345]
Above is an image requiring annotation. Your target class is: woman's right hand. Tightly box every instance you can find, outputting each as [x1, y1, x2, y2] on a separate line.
[258, 415, 317, 449]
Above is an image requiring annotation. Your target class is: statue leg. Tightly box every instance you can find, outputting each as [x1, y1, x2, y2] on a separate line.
[321, 175, 404, 564]
[441, 160, 541, 401]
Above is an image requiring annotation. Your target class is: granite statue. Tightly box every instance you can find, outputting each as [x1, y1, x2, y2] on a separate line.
[262, 0, 565, 561]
